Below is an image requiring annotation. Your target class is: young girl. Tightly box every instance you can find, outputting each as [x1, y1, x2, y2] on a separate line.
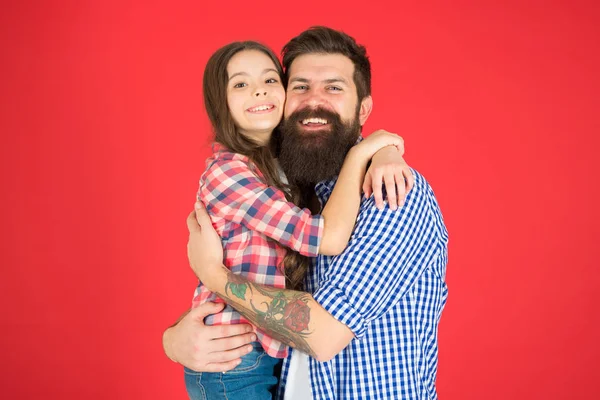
[185, 41, 412, 400]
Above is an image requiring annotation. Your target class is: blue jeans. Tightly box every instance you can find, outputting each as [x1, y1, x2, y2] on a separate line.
[184, 342, 280, 400]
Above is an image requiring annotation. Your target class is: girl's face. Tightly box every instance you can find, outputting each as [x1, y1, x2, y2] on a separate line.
[226, 50, 285, 145]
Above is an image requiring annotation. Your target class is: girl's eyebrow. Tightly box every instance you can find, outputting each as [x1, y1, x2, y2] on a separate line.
[229, 68, 279, 81]
[228, 71, 248, 81]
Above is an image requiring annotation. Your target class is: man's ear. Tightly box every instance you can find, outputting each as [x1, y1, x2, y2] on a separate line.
[358, 95, 373, 126]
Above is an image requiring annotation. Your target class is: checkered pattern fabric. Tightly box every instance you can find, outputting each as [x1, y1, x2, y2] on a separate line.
[192, 143, 324, 359]
[278, 169, 449, 399]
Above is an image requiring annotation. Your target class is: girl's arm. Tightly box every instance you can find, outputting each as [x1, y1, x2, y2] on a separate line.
[318, 130, 411, 255]
[201, 135, 412, 258]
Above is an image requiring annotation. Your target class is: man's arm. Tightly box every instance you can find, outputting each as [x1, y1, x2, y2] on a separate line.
[309, 171, 443, 339]
[187, 205, 354, 362]
[188, 172, 443, 361]
[204, 265, 353, 361]
[162, 302, 256, 372]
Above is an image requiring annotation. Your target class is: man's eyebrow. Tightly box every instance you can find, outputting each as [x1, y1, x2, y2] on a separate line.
[323, 77, 349, 85]
[288, 77, 310, 84]
[288, 77, 349, 85]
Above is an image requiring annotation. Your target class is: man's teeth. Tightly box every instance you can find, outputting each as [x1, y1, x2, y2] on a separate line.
[249, 105, 273, 112]
[302, 118, 328, 125]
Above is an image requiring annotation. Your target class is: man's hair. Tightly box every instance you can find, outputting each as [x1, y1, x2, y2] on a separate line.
[281, 26, 371, 101]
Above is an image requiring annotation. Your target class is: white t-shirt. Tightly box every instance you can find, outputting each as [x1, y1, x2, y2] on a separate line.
[283, 350, 312, 400]
[277, 162, 313, 399]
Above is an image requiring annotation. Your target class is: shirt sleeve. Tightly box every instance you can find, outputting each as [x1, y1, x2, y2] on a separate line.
[312, 171, 445, 338]
[199, 157, 324, 257]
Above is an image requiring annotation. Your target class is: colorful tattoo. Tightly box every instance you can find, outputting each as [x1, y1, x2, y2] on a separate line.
[225, 272, 250, 300]
[219, 269, 316, 357]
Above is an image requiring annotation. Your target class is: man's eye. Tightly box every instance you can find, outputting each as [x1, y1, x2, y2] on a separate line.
[233, 82, 247, 88]
[328, 86, 342, 91]
[266, 78, 279, 84]
[293, 85, 308, 91]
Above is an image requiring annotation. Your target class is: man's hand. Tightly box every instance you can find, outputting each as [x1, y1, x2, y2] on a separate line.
[186, 202, 224, 283]
[163, 302, 256, 372]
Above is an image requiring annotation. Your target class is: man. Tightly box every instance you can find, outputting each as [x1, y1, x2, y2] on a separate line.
[165, 26, 448, 399]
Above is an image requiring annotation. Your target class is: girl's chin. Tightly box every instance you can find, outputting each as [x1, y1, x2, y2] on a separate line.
[240, 127, 277, 143]
[247, 123, 280, 132]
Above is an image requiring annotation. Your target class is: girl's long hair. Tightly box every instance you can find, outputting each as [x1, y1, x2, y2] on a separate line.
[203, 41, 311, 290]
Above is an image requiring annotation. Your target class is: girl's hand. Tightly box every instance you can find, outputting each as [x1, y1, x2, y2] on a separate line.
[187, 202, 224, 283]
[362, 146, 414, 210]
[354, 129, 405, 159]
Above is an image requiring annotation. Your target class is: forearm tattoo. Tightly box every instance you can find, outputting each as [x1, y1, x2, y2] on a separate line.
[218, 268, 316, 358]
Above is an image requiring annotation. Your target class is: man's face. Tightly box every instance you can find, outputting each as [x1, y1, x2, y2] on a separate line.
[278, 53, 373, 186]
[284, 53, 366, 127]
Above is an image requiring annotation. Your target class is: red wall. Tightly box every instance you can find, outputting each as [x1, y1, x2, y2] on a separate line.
[2, 1, 598, 399]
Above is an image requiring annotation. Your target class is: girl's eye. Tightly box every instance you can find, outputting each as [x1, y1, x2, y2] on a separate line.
[266, 78, 279, 84]
[233, 82, 247, 89]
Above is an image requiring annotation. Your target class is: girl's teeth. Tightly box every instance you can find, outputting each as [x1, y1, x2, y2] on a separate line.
[250, 105, 272, 112]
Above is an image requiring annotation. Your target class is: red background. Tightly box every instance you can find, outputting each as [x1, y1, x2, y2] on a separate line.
[2, 1, 599, 399]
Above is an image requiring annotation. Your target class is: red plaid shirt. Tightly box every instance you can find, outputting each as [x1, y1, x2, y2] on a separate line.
[192, 143, 324, 358]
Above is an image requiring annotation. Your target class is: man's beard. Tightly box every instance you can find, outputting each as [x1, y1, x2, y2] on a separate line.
[278, 106, 361, 186]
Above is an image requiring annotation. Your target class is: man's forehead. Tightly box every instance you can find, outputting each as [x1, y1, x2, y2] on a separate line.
[287, 53, 355, 81]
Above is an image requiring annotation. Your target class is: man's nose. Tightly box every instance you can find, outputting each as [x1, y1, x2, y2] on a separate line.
[304, 91, 326, 107]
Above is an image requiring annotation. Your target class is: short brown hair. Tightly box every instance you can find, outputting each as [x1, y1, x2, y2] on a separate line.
[281, 26, 371, 101]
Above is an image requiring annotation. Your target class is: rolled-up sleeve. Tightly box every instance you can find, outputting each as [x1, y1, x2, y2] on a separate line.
[312, 174, 442, 338]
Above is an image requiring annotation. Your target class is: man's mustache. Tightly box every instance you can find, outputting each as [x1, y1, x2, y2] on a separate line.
[287, 107, 342, 124]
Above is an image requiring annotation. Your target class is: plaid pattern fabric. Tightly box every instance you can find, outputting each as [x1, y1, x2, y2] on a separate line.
[278, 169, 449, 399]
[192, 143, 324, 359]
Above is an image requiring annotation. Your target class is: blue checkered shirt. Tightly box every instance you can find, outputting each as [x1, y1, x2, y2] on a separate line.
[277, 169, 449, 399]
